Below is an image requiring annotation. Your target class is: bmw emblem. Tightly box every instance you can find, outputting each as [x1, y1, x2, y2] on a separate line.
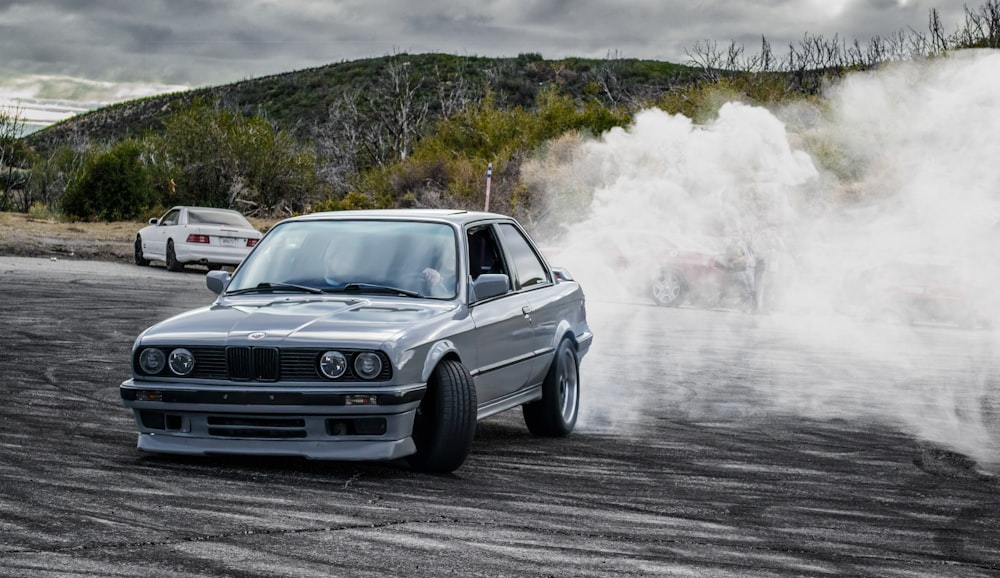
[248, 331, 267, 340]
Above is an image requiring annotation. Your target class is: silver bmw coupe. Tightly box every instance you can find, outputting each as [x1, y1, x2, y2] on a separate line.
[120, 209, 592, 473]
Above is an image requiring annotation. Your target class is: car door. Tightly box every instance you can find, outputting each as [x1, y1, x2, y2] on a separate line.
[496, 222, 564, 387]
[466, 223, 533, 405]
[146, 208, 181, 259]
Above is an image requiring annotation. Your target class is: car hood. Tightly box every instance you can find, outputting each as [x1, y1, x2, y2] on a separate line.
[139, 296, 459, 348]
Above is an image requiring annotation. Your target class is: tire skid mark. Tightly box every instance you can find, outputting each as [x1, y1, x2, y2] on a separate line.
[5, 513, 993, 574]
[0, 515, 461, 558]
[43, 357, 127, 409]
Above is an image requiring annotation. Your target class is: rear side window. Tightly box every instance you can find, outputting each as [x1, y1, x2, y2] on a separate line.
[498, 223, 549, 289]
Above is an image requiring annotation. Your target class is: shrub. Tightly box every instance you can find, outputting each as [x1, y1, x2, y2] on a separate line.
[60, 140, 151, 221]
[27, 201, 52, 219]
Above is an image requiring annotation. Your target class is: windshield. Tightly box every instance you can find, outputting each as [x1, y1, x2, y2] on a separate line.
[227, 219, 459, 299]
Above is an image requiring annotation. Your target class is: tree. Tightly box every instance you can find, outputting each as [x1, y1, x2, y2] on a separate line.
[61, 140, 151, 221]
[152, 99, 319, 215]
[0, 106, 28, 211]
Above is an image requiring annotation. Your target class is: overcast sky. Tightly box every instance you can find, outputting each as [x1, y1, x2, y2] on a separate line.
[0, 0, 975, 129]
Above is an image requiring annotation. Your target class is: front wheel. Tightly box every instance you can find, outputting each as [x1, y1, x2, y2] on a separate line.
[522, 339, 579, 437]
[651, 269, 685, 307]
[165, 240, 184, 272]
[134, 236, 149, 267]
[407, 359, 477, 473]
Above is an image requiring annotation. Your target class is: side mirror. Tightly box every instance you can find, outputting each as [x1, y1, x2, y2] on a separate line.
[206, 270, 231, 295]
[148, 218, 159, 225]
[470, 273, 509, 302]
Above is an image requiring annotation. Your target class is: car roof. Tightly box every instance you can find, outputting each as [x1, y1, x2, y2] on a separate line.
[285, 209, 514, 227]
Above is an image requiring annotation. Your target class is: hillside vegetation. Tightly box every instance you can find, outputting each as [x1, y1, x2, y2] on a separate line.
[2, 1, 999, 232]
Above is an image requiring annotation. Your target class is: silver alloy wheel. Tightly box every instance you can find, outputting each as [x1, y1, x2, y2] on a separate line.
[652, 270, 683, 305]
[557, 345, 579, 424]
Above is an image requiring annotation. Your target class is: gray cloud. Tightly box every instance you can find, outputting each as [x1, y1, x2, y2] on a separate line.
[0, 1, 978, 93]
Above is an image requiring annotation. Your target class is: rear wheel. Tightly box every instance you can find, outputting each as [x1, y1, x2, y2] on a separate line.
[651, 269, 685, 307]
[522, 339, 579, 437]
[165, 240, 184, 272]
[133, 235, 149, 267]
[407, 359, 477, 473]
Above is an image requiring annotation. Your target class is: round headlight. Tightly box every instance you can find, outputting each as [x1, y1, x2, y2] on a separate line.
[354, 352, 383, 380]
[138, 348, 166, 375]
[168, 348, 195, 376]
[319, 351, 348, 379]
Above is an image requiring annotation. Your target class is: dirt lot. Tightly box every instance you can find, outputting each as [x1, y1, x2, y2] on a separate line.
[0, 211, 139, 262]
[1, 213, 998, 576]
[0, 211, 276, 263]
[0, 257, 999, 576]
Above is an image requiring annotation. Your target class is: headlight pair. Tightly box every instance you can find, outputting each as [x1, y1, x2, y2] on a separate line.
[138, 347, 194, 376]
[319, 351, 383, 380]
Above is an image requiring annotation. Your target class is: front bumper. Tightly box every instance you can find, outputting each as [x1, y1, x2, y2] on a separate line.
[121, 379, 424, 461]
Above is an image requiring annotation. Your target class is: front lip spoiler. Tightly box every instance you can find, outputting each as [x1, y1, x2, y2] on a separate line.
[135, 433, 416, 461]
[120, 384, 424, 406]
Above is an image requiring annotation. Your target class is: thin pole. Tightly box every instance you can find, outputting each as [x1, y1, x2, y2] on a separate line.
[484, 163, 493, 212]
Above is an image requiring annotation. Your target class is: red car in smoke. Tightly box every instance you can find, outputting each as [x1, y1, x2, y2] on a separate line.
[649, 241, 756, 311]
[546, 230, 760, 311]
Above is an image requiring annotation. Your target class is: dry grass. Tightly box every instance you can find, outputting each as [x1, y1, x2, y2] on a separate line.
[0, 212, 276, 263]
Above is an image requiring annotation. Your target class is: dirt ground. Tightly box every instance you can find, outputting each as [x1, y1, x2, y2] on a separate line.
[0, 211, 276, 264]
[0, 212, 139, 263]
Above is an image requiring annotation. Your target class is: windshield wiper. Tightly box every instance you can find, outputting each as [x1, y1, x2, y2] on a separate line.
[323, 282, 424, 298]
[226, 282, 324, 295]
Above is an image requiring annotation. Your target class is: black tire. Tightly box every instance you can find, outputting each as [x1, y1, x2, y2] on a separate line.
[165, 240, 184, 272]
[522, 339, 579, 437]
[134, 235, 149, 267]
[407, 359, 477, 473]
[651, 269, 685, 307]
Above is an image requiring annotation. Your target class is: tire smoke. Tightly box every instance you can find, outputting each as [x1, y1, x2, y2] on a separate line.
[530, 50, 1000, 469]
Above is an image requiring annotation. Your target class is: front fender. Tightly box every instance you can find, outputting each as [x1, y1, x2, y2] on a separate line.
[421, 339, 459, 382]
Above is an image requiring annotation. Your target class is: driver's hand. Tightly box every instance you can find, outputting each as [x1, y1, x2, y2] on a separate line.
[421, 268, 442, 285]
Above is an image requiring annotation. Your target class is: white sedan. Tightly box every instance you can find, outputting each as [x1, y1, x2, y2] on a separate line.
[134, 206, 262, 271]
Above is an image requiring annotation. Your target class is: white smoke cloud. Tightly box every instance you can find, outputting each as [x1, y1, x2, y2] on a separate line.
[531, 49, 1000, 470]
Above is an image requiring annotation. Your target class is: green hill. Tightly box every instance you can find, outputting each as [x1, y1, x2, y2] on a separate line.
[25, 53, 698, 153]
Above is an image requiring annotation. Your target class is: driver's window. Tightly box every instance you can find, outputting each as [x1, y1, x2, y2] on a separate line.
[466, 225, 507, 282]
[159, 210, 180, 226]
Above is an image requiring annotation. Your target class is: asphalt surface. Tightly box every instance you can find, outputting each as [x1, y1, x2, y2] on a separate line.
[1, 256, 998, 577]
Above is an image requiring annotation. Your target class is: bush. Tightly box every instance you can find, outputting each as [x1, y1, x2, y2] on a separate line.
[27, 201, 52, 219]
[60, 140, 152, 221]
